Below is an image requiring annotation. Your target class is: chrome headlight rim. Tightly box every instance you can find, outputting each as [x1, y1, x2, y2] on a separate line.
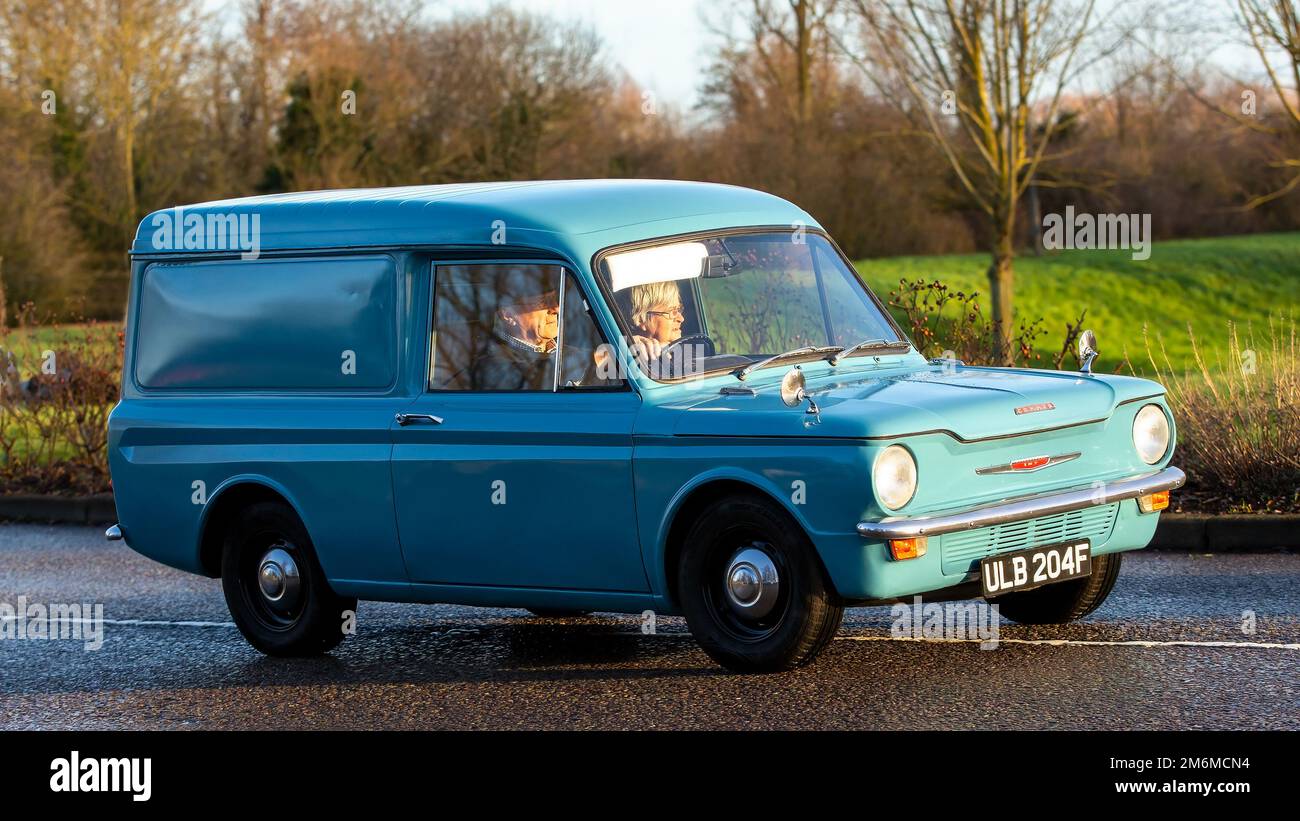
[1132, 403, 1171, 465]
[873, 444, 918, 511]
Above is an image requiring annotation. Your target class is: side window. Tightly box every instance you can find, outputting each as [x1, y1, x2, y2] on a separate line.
[429, 263, 620, 391]
[135, 255, 397, 390]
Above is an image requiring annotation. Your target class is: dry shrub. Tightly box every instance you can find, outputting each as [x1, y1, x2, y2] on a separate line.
[887, 278, 1086, 368]
[0, 304, 122, 495]
[1146, 316, 1299, 513]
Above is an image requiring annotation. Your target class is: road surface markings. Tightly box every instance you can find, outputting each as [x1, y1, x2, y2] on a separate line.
[1, 616, 235, 629]
[4, 616, 1297, 649]
[836, 635, 1300, 650]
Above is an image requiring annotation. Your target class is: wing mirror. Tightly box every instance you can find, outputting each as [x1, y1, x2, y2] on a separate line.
[780, 367, 820, 415]
[1078, 329, 1099, 375]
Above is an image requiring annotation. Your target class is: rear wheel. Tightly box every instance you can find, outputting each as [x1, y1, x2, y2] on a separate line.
[221, 501, 357, 656]
[678, 494, 842, 672]
[994, 552, 1123, 624]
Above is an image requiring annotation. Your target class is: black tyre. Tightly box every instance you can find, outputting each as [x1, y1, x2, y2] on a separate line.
[526, 608, 592, 618]
[220, 501, 357, 656]
[678, 494, 843, 672]
[993, 552, 1123, 625]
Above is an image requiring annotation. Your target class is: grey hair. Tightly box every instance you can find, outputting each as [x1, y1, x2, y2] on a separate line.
[629, 281, 681, 329]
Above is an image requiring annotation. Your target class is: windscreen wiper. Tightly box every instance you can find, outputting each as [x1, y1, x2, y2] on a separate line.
[735, 345, 842, 381]
[828, 338, 911, 365]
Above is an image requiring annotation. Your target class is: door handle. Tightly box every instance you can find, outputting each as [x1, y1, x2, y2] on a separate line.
[395, 412, 444, 426]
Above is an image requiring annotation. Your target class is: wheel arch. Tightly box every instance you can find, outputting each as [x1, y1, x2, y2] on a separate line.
[196, 476, 307, 578]
[657, 471, 831, 610]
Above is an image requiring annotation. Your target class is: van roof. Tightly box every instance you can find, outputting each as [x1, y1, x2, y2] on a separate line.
[130, 179, 819, 259]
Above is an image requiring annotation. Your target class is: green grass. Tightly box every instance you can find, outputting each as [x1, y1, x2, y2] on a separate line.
[0, 409, 86, 463]
[1, 321, 119, 379]
[12, 322, 117, 351]
[855, 232, 1300, 374]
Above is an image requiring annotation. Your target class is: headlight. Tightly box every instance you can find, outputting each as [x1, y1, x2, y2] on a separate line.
[874, 445, 917, 510]
[1132, 404, 1170, 464]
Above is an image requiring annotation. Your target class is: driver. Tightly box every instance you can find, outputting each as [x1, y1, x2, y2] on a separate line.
[592, 280, 687, 380]
[628, 280, 685, 355]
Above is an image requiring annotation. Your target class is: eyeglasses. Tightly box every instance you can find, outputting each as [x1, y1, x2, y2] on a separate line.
[646, 306, 685, 319]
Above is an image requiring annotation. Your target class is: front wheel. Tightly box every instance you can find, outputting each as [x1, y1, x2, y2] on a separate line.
[221, 502, 357, 656]
[678, 495, 843, 672]
[993, 552, 1123, 624]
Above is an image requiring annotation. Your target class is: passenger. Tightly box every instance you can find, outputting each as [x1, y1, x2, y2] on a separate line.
[470, 287, 559, 390]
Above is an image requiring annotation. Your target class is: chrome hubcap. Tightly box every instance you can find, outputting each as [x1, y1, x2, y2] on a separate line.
[723, 546, 780, 619]
[257, 547, 300, 608]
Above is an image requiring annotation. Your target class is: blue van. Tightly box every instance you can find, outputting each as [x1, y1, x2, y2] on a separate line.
[107, 180, 1184, 671]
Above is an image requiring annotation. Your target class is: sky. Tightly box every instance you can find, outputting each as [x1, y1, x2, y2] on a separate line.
[441, 0, 712, 109]
[208, 0, 1265, 113]
[437, 0, 1264, 112]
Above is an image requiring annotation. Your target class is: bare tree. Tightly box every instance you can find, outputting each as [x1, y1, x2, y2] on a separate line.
[1148, 0, 1300, 208]
[234, 0, 283, 189]
[83, 0, 206, 245]
[742, 1, 840, 133]
[3, 0, 206, 246]
[1236, 0, 1300, 205]
[838, 0, 1104, 364]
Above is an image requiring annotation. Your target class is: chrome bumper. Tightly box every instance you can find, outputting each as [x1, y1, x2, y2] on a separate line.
[857, 466, 1186, 540]
[105, 524, 123, 541]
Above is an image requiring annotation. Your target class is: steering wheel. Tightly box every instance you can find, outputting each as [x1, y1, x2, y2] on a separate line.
[644, 333, 714, 379]
[662, 333, 716, 361]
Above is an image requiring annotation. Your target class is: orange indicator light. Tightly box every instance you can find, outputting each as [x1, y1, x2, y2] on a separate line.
[889, 537, 928, 560]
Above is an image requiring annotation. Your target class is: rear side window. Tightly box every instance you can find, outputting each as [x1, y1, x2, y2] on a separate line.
[134, 256, 397, 390]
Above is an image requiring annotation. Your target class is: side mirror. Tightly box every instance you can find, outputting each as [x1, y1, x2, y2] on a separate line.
[780, 367, 806, 407]
[780, 366, 819, 415]
[703, 254, 737, 278]
[1078, 329, 1099, 375]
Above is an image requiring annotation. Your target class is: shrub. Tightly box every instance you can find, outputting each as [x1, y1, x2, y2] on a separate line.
[0, 304, 121, 495]
[1144, 317, 1299, 513]
[886, 278, 1087, 368]
[889, 279, 1297, 513]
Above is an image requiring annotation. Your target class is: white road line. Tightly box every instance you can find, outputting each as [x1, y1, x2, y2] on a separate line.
[4, 617, 1297, 649]
[0, 616, 235, 628]
[620, 632, 1300, 649]
[836, 635, 1300, 650]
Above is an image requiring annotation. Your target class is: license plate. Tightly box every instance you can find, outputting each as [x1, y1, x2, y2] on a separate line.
[980, 540, 1092, 598]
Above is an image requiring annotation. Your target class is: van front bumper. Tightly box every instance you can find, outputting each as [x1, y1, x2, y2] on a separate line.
[857, 466, 1186, 540]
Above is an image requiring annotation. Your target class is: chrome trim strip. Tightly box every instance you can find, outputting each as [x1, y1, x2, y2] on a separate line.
[857, 466, 1186, 540]
[105, 524, 123, 541]
[974, 452, 1081, 475]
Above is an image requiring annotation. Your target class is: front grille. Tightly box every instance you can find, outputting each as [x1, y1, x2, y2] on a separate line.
[939, 503, 1120, 574]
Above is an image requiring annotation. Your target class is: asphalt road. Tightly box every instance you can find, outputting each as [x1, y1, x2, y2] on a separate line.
[1, 522, 1297, 730]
